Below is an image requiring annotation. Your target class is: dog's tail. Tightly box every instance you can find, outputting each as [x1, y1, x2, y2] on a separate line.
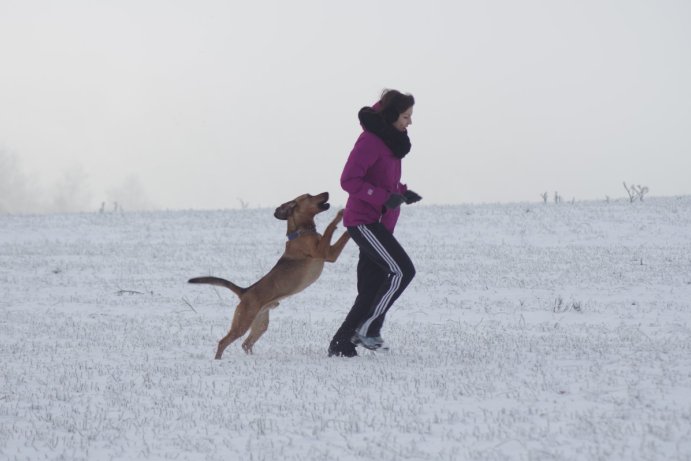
[188, 276, 246, 297]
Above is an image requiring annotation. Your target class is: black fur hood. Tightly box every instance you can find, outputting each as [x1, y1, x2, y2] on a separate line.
[358, 106, 411, 159]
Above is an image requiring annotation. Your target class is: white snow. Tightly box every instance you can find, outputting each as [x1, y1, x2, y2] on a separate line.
[1, 197, 690, 460]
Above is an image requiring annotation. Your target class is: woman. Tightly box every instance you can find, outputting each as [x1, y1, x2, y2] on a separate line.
[328, 89, 422, 358]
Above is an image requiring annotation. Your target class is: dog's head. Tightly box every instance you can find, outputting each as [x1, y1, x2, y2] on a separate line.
[274, 192, 330, 220]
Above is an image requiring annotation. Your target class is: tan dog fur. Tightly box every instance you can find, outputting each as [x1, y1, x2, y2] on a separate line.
[189, 192, 350, 359]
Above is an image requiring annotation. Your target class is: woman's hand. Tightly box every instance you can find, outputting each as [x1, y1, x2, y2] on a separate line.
[384, 194, 406, 210]
[403, 190, 422, 204]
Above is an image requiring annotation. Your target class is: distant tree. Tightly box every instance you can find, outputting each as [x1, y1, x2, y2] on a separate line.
[51, 168, 91, 213]
[106, 175, 153, 212]
[0, 148, 40, 213]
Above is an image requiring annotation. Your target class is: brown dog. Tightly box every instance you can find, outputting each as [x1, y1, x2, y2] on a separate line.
[189, 192, 350, 359]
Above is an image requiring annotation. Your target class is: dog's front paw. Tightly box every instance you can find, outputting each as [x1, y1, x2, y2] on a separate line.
[336, 209, 344, 221]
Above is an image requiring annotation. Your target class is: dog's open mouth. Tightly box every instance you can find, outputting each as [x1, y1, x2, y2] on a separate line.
[318, 192, 330, 211]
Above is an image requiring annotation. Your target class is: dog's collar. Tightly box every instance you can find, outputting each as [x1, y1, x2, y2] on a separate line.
[286, 226, 317, 241]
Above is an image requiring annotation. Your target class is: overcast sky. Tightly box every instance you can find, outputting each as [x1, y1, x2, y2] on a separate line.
[1, 0, 690, 212]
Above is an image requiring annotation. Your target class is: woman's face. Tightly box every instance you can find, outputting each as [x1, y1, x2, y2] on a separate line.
[393, 106, 413, 132]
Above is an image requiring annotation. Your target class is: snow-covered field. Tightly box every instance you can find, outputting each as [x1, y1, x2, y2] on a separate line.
[1, 197, 690, 460]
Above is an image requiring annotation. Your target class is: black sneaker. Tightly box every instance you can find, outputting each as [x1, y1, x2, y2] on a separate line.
[328, 339, 358, 358]
[328, 347, 358, 358]
[329, 349, 357, 358]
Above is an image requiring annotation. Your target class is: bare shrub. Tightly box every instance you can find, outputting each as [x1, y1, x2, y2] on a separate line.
[623, 182, 649, 202]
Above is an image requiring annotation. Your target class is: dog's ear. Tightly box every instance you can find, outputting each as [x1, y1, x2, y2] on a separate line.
[274, 200, 297, 220]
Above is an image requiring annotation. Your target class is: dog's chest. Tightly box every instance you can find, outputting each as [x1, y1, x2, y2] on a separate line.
[295, 260, 325, 291]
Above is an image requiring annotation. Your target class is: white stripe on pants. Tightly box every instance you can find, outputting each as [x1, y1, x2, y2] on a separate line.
[355, 224, 403, 336]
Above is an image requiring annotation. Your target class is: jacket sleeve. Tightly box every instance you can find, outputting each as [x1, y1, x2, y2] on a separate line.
[340, 136, 390, 206]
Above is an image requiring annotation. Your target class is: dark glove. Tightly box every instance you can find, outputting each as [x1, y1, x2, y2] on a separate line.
[403, 190, 422, 204]
[383, 194, 406, 210]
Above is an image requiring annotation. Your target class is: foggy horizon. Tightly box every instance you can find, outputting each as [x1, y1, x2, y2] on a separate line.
[2, 1, 690, 214]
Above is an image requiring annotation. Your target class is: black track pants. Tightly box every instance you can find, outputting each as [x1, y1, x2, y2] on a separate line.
[331, 222, 415, 343]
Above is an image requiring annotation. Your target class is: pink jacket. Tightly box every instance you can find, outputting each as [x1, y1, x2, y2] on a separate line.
[340, 130, 408, 232]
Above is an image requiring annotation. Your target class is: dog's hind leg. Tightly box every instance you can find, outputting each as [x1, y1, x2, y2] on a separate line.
[215, 301, 259, 359]
[242, 302, 278, 354]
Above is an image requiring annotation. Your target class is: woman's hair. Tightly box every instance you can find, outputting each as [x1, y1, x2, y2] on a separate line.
[378, 89, 415, 124]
